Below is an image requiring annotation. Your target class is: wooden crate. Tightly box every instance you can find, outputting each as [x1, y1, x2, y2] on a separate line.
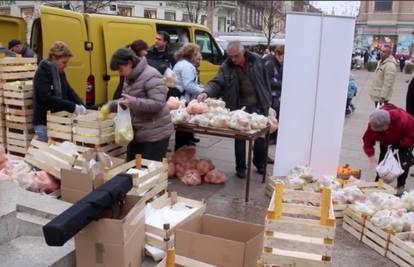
[104, 154, 168, 201]
[357, 180, 395, 195]
[265, 176, 305, 197]
[24, 139, 78, 178]
[76, 141, 126, 157]
[72, 110, 115, 145]
[342, 206, 395, 257]
[261, 184, 336, 267]
[388, 232, 414, 267]
[0, 57, 37, 80]
[145, 191, 206, 251]
[47, 111, 73, 141]
[156, 250, 216, 267]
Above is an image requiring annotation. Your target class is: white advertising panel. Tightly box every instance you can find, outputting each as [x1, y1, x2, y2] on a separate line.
[274, 13, 355, 177]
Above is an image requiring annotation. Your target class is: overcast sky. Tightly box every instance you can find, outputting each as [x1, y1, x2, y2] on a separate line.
[311, 1, 361, 17]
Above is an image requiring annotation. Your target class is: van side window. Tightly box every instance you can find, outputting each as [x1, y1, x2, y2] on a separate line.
[156, 25, 190, 55]
[195, 30, 223, 65]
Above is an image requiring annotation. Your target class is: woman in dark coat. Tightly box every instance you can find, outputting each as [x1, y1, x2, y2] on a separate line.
[33, 41, 85, 142]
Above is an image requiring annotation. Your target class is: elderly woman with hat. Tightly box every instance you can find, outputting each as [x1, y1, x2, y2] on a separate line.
[363, 104, 414, 195]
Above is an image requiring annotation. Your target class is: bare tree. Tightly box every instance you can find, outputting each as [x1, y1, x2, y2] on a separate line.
[46, 0, 116, 13]
[262, 0, 282, 49]
[168, 0, 207, 23]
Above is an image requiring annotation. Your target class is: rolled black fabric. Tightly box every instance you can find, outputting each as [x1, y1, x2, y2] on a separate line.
[43, 174, 133, 246]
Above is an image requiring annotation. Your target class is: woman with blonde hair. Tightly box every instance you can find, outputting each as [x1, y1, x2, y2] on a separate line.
[33, 41, 85, 141]
[172, 43, 203, 150]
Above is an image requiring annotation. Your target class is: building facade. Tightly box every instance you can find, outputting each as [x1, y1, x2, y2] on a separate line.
[356, 1, 414, 56]
[0, 0, 238, 35]
[0, 0, 321, 40]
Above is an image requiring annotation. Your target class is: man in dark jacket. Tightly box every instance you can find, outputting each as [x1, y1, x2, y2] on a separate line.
[146, 31, 175, 75]
[263, 46, 284, 146]
[198, 41, 272, 178]
[8, 39, 36, 58]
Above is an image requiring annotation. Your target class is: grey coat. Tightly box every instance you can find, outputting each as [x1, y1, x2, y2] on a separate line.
[203, 51, 272, 115]
[110, 58, 174, 143]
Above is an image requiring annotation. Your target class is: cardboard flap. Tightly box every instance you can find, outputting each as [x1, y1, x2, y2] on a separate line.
[61, 168, 94, 191]
[201, 214, 263, 242]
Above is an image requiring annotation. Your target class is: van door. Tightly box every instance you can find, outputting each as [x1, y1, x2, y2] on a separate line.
[194, 30, 224, 84]
[101, 19, 156, 99]
[39, 6, 91, 103]
[0, 15, 26, 47]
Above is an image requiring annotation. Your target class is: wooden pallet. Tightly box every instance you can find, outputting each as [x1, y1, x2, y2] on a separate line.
[357, 180, 395, 195]
[24, 139, 78, 179]
[388, 232, 414, 267]
[262, 184, 336, 267]
[47, 111, 73, 141]
[0, 57, 37, 80]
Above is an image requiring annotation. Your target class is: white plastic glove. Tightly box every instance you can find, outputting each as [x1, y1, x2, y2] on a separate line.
[74, 104, 87, 115]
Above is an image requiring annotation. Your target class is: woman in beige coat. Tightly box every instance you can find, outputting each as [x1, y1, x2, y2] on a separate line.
[107, 48, 174, 161]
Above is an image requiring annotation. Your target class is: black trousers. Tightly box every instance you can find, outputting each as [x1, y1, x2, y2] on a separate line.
[127, 138, 170, 162]
[406, 78, 414, 117]
[235, 138, 266, 171]
[375, 145, 410, 188]
[234, 106, 266, 171]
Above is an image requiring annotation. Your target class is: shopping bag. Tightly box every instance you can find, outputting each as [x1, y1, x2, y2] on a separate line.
[114, 103, 134, 145]
[376, 146, 404, 183]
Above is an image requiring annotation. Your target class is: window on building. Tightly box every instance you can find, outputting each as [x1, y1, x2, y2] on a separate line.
[20, 7, 34, 22]
[144, 9, 157, 19]
[118, 6, 132, 16]
[195, 30, 224, 65]
[0, 8, 10, 15]
[182, 13, 190, 22]
[218, 17, 226, 32]
[374, 1, 393, 12]
[165, 11, 176, 21]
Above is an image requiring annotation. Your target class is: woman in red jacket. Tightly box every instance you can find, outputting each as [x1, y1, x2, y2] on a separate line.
[363, 104, 414, 195]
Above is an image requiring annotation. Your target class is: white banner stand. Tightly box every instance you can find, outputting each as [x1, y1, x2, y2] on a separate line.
[273, 13, 355, 178]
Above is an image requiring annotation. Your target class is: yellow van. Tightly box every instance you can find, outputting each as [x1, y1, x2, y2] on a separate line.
[0, 5, 224, 107]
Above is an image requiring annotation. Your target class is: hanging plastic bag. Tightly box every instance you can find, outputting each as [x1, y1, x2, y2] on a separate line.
[114, 103, 134, 145]
[376, 146, 404, 183]
[163, 68, 176, 87]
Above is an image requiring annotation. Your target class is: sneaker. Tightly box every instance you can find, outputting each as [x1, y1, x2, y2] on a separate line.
[396, 186, 405, 197]
[191, 137, 200, 143]
[236, 169, 246, 179]
[410, 173, 414, 178]
[350, 103, 356, 111]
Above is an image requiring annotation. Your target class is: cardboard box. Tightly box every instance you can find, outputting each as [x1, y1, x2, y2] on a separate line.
[75, 195, 145, 267]
[61, 156, 125, 203]
[175, 214, 264, 267]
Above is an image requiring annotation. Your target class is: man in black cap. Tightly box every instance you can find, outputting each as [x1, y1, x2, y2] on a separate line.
[8, 39, 36, 58]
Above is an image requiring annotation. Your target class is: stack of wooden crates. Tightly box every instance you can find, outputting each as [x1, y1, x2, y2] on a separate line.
[47, 110, 126, 157]
[0, 56, 36, 155]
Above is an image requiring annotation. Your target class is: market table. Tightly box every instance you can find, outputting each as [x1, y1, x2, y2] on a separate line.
[175, 123, 270, 202]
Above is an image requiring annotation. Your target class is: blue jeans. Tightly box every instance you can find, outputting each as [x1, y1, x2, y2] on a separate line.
[34, 125, 48, 142]
[235, 106, 266, 171]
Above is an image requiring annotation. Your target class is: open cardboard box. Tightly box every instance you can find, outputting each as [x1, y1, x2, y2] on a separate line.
[75, 195, 145, 267]
[61, 156, 125, 203]
[175, 214, 264, 267]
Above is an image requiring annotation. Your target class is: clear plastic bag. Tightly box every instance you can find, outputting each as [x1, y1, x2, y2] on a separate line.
[114, 103, 134, 145]
[163, 68, 177, 87]
[376, 147, 404, 183]
[170, 108, 190, 124]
